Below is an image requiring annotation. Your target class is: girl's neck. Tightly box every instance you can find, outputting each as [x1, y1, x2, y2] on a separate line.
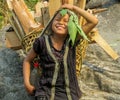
[52, 34, 66, 42]
[50, 34, 67, 51]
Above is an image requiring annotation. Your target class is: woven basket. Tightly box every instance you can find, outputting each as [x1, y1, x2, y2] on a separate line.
[76, 39, 88, 76]
[22, 28, 43, 52]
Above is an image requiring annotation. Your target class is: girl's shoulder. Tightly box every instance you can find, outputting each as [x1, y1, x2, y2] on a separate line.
[34, 35, 47, 46]
[33, 35, 47, 54]
[37, 35, 45, 41]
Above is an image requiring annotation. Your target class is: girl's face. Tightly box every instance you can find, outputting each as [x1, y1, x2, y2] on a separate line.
[52, 13, 69, 35]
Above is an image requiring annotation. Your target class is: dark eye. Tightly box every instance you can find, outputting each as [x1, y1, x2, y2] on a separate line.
[55, 18, 60, 21]
[64, 19, 69, 23]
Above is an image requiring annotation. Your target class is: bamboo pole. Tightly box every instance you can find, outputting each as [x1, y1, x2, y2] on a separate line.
[77, 0, 86, 25]
[11, 10, 25, 38]
[78, 0, 86, 9]
[89, 30, 119, 60]
[91, 8, 108, 14]
[8, 16, 22, 41]
[6, 0, 22, 41]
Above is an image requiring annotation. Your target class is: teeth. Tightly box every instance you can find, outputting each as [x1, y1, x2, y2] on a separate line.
[58, 26, 62, 28]
[56, 25, 65, 28]
[57, 27, 63, 30]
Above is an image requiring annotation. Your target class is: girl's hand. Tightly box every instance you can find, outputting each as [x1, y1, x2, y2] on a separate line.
[25, 83, 35, 95]
[61, 4, 74, 11]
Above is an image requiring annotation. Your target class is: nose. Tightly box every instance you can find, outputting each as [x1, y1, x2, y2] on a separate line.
[58, 19, 64, 24]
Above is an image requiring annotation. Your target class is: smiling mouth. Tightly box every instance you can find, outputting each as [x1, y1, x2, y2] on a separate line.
[56, 24, 66, 30]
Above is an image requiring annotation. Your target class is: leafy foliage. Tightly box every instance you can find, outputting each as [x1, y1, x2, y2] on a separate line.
[0, 0, 8, 29]
[60, 9, 89, 46]
[24, 0, 39, 10]
[68, 15, 77, 45]
[60, 9, 67, 16]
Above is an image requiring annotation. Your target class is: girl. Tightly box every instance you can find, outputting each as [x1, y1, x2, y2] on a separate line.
[23, 4, 98, 100]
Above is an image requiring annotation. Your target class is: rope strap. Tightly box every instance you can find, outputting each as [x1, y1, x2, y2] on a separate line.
[63, 41, 72, 100]
[45, 35, 59, 100]
[45, 35, 72, 100]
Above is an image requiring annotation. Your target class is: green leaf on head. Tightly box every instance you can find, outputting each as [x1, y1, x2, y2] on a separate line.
[60, 9, 89, 46]
[68, 16, 78, 46]
[60, 9, 67, 16]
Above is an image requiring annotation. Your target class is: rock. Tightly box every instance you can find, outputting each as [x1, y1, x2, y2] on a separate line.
[78, 2, 120, 100]
[0, 48, 34, 100]
[86, 0, 119, 9]
[79, 44, 120, 100]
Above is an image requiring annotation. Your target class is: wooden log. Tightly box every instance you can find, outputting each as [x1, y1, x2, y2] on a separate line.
[76, 0, 86, 25]
[91, 8, 108, 14]
[19, 0, 35, 22]
[49, 0, 61, 18]
[5, 31, 22, 50]
[12, 0, 32, 34]
[61, 0, 73, 5]
[6, 0, 13, 10]
[41, 7, 50, 26]
[77, 0, 86, 9]
[34, 1, 42, 18]
[11, 0, 41, 35]
[89, 29, 119, 60]
[61, 0, 69, 4]
[49, 0, 74, 18]
[68, 0, 74, 4]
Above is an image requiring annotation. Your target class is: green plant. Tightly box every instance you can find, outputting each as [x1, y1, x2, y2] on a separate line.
[60, 9, 89, 46]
